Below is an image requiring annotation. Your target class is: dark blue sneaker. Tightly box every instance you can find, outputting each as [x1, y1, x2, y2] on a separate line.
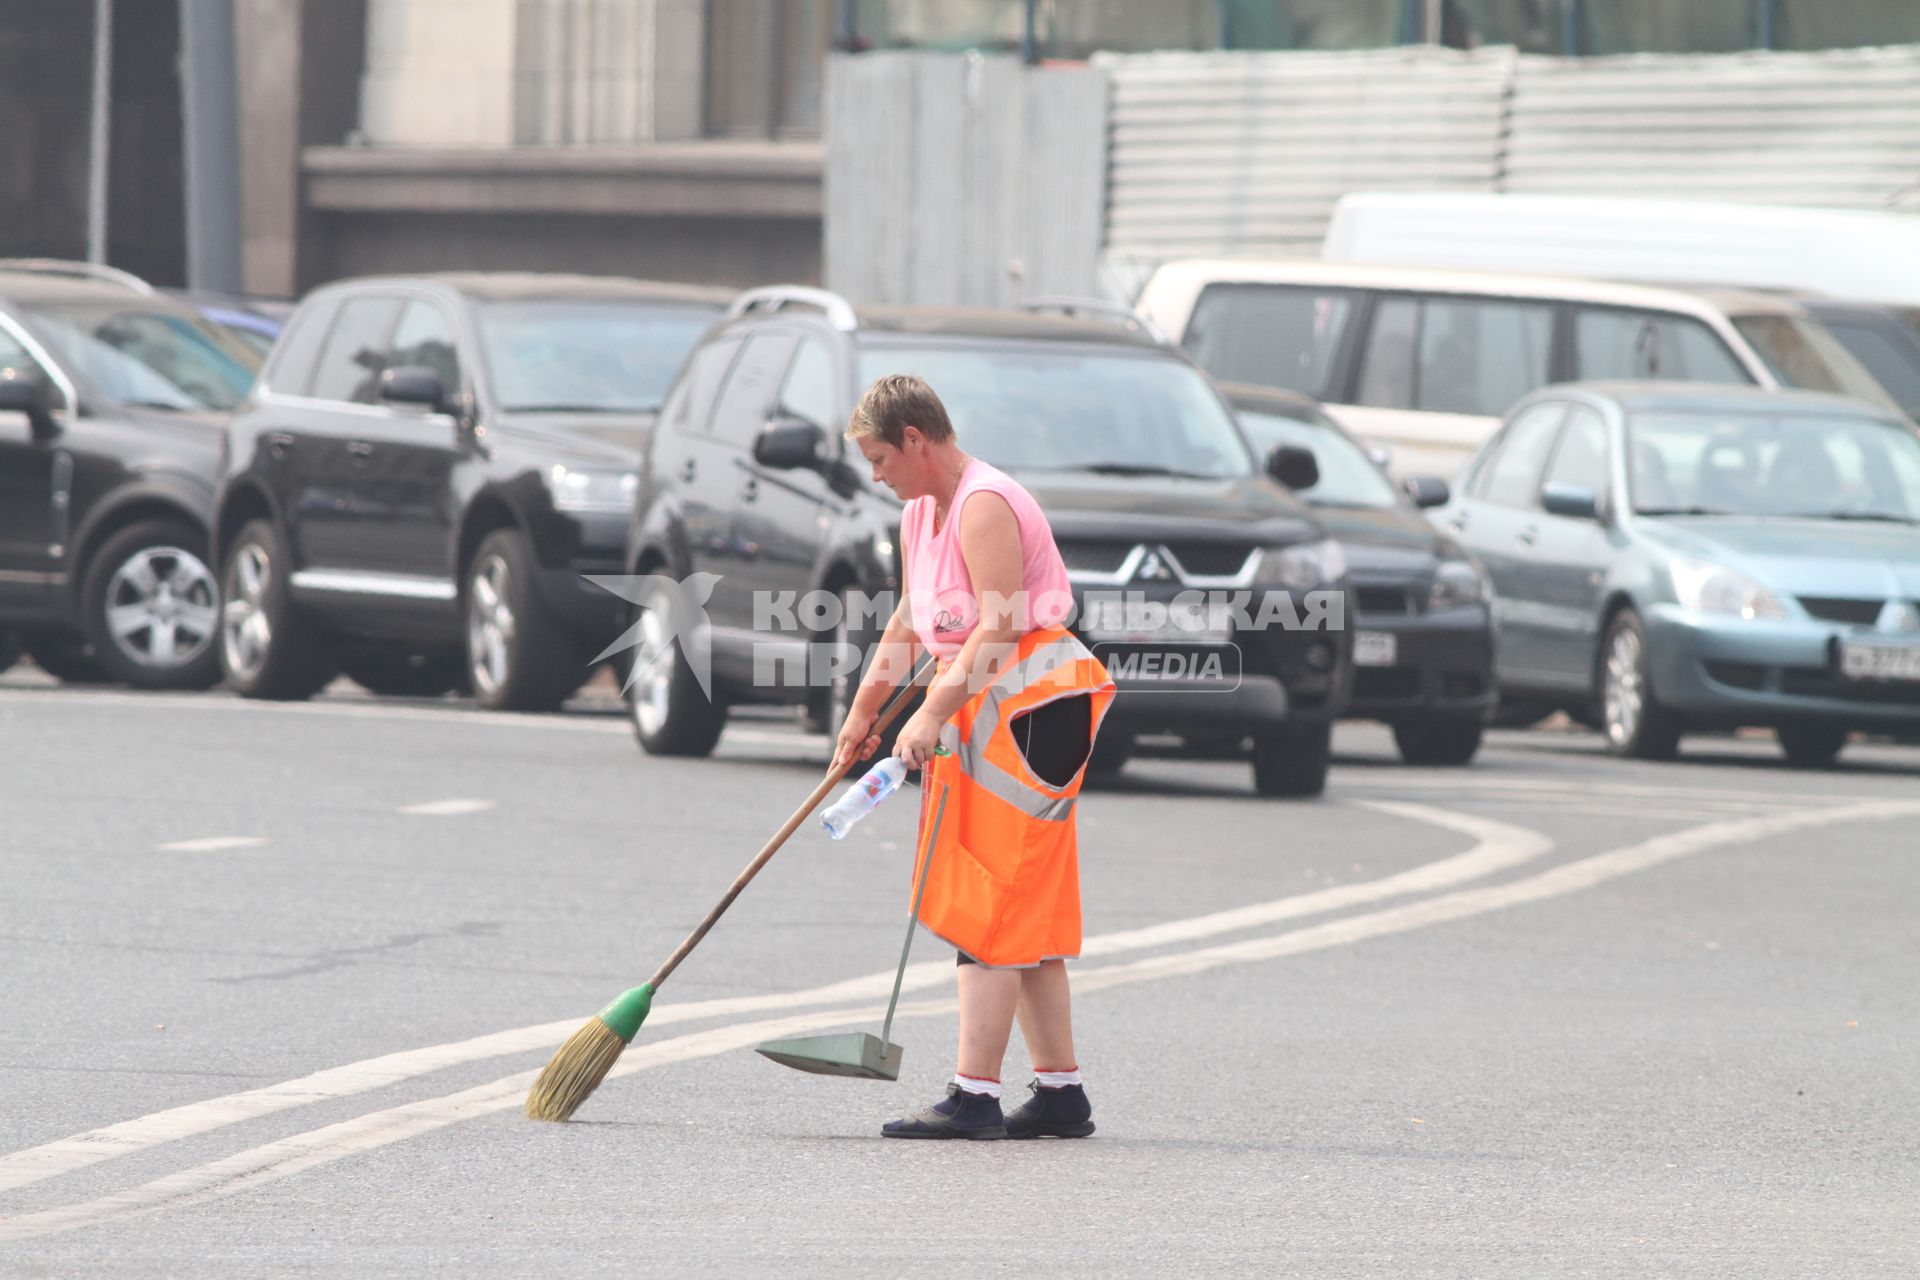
[1004, 1080, 1095, 1139]
[881, 1084, 1007, 1140]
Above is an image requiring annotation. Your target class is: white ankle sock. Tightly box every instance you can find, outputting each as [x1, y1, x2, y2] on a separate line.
[1034, 1066, 1082, 1089]
[952, 1072, 1001, 1099]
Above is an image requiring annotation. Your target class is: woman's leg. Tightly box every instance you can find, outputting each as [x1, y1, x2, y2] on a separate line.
[955, 964, 1021, 1080]
[1015, 959, 1076, 1070]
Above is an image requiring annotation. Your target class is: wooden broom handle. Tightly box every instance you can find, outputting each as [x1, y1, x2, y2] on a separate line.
[646, 660, 930, 989]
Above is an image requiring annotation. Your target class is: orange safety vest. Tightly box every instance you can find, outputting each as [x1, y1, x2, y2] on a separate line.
[912, 625, 1116, 968]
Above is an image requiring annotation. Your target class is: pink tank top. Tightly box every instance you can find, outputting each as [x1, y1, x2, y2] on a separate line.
[902, 459, 1074, 662]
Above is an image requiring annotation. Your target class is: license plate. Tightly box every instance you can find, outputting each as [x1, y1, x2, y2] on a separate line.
[1840, 640, 1920, 682]
[1081, 597, 1233, 644]
[1353, 630, 1397, 668]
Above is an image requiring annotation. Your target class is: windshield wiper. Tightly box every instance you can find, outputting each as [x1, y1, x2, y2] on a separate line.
[1634, 506, 1731, 517]
[1074, 462, 1218, 480]
[502, 403, 655, 415]
[1798, 511, 1918, 525]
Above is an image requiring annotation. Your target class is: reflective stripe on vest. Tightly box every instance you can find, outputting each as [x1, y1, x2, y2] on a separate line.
[936, 629, 1112, 822]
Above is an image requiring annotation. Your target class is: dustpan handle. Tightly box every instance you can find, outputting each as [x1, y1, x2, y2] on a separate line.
[882, 778, 947, 1047]
[645, 655, 933, 990]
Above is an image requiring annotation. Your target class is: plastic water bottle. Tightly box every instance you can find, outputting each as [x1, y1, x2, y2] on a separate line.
[820, 757, 907, 840]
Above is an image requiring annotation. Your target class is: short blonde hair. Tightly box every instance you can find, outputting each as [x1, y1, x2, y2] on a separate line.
[846, 374, 955, 447]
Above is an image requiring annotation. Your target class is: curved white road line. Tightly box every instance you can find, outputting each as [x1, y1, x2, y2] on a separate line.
[4, 798, 1913, 1244]
[0, 801, 1544, 1197]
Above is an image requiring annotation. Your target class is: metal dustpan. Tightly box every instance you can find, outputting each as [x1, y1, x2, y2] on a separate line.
[756, 1031, 903, 1080]
[756, 783, 948, 1082]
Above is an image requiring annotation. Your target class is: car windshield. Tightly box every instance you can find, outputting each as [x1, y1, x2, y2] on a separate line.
[1235, 406, 1401, 509]
[479, 300, 718, 413]
[1731, 314, 1901, 412]
[23, 303, 261, 410]
[1628, 409, 1920, 522]
[858, 342, 1253, 479]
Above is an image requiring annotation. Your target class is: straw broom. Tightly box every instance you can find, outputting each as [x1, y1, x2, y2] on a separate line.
[525, 663, 927, 1121]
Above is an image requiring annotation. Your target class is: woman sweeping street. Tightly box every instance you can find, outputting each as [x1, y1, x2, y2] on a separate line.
[833, 374, 1115, 1140]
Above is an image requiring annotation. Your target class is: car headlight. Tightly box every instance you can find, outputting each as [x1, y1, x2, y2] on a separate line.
[1668, 556, 1784, 620]
[1254, 538, 1347, 591]
[1429, 558, 1490, 610]
[549, 464, 637, 514]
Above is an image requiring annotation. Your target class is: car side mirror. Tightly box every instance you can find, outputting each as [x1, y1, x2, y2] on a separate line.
[379, 365, 454, 414]
[1402, 475, 1451, 509]
[754, 417, 826, 470]
[1266, 444, 1319, 491]
[0, 370, 58, 439]
[1541, 482, 1601, 521]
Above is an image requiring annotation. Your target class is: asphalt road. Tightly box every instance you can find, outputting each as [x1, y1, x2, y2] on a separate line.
[2, 671, 1917, 1278]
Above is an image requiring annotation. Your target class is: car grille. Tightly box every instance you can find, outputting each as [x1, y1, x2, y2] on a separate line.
[1354, 586, 1417, 617]
[1780, 668, 1920, 705]
[1798, 596, 1884, 626]
[1164, 543, 1257, 578]
[1056, 539, 1131, 574]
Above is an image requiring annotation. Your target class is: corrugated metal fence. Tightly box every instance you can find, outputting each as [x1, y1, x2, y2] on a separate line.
[828, 43, 1920, 306]
[824, 52, 1108, 307]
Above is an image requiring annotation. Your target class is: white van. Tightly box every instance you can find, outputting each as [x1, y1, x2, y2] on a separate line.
[1135, 258, 1896, 479]
[1322, 192, 1920, 305]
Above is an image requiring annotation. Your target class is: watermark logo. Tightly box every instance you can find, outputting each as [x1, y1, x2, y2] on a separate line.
[585, 572, 722, 700]
[585, 574, 1344, 698]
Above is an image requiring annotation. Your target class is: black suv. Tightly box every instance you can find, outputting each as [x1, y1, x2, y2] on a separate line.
[1, 260, 263, 689]
[621, 287, 1355, 797]
[214, 273, 729, 709]
[1224, 384, 1496, 764]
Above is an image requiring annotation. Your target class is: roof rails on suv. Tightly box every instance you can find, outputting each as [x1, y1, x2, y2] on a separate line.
[724, 285, 858, 332]
[1019, 296, 1169, 344]
[0, 258, 155, 295]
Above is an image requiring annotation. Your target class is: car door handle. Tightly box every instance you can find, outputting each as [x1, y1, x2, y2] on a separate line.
[347, 440, 374, 462]
[740, 475, 759, 503]
[680, 459, 697, 483]
[1517, 525, 1538, 549]
[1447, 513, 1468, 533]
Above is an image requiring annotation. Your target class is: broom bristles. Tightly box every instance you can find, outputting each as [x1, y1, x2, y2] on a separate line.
[524, 1016, 626, 1121]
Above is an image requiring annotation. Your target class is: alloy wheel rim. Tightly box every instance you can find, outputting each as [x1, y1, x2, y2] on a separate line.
[467, 555, 515, 695]
[1605, 627, 1643, 746]
[220, 544, 273, 680]
[630, 606, 673, 736]
[105, 545, 218, 669]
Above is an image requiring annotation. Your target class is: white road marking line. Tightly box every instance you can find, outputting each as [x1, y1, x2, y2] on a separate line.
[1330, 772, 1878, 806]
[152, 837, 265, 853]
[0, 800, 1540, 1195]
[0, 687, 626, 734]
[396, 799, 496, 817]
[8, 797, 1916, 1243]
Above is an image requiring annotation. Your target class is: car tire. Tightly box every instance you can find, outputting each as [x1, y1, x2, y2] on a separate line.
[20, 628, 110, 684]
[464, 529, 576, 713]
[1776, 724, 1848, 769]
[340, 648, 464, 699]
[1392, 715, 1484, 766]
[79, 518, 224, 691]
[1086, 730, 1132, 775]
[1598, 609, 1681, 761]
[1251, 722, 1331, 798]
[625, 592, 726, 757]
[220, 519, 335, 700]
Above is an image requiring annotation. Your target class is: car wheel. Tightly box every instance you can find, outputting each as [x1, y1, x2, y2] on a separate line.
[20, 628, 110, 684]
[1392, 715, 1484, 766]
[1086, 730, 1132, 775]
[1776, 724, 1848, 769]
[79, 518, 224, 690]
[1251, 721, 1331, 798]
[625, 592, 726, 757]
[1599, 609, 1681, 760]
[464, 529, 576, 713]
[339, 648, 464, 699]
[220, 519, 335, 700]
